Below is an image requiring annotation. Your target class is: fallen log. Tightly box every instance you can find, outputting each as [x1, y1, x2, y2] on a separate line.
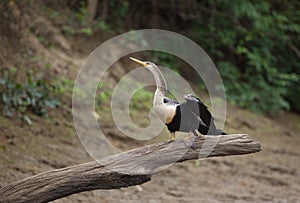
[0, 134, 261, 203]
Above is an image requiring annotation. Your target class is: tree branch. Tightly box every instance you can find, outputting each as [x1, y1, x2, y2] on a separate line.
[0, 134, 261, 203]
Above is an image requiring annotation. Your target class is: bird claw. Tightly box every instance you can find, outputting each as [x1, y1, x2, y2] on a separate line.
[166, 139, 175, 144]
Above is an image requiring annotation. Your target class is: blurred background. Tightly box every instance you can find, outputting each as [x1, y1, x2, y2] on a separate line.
[0, 0, 299, 202]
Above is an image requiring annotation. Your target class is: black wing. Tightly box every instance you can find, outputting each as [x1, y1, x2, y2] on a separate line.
[163, 96, 180, 105]
[183, 94, 226, 135]
[183, 94, 214, 128]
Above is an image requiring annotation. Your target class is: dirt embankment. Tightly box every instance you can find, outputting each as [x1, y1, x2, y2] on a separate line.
[0, 2, 299, 203]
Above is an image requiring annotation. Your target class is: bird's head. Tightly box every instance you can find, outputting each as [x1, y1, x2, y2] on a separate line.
[129, 57, 168, 93]
[129, 57, 156, 70]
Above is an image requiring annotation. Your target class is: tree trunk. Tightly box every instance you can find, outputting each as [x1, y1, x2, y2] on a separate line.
[0, 134, 261, 203]
[87, 0, 98, 24]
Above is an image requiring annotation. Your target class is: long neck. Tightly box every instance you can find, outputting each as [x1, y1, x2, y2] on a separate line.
[148, 65, 167, 106]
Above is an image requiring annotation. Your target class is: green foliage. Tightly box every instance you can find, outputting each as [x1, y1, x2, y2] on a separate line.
[152, 51, 179, 72]
[190, 0, 300, 114]
[129, 88, 153, 113]
[75, 1, 89, 26]
[107, 0, 128, 29]
[94, 83, 153, 126]
[96, 82, 112, 106]
[42, 0, 108, 36]
[219, 61, 298, 114]
[95, 20, 111, 31]
[129, 87, 153, 127]
[0, 67, 60, 123]
[60, 1, 111, 35]
[105, 0, 299, 114]
[95, 84, 155, 111]
[93, 82, 113, 118]
[41, 0, 299, 114]
[54, 77, 74, 95]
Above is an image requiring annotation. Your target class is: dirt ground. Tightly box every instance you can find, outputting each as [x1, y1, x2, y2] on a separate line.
[0, 3, 299, 203]
[1, 105, 299, 203]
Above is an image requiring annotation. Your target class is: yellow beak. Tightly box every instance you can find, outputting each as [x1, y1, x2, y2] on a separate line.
[129, 57, 148, 66]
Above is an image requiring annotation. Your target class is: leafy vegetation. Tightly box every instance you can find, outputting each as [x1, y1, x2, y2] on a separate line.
[0, 67, 60, 124]
[25, 0, 300, 114]
[129, 87, 153, 115]
[129, 87, 153, 127]
[190, 1, 300, 114]
[84, 0, 298, 115]
[96, 82, 112, 107]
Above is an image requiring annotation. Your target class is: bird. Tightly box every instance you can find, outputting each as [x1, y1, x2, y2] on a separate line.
[129, 57, 227, 140]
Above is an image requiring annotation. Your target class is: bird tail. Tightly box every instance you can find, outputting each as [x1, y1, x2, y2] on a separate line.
[207, 128, 227, 135]
[220, 130, 227, 135]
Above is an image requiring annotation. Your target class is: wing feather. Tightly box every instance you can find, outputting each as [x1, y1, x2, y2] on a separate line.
[163, 96, 180, 105]
[183, 94, 216, 129]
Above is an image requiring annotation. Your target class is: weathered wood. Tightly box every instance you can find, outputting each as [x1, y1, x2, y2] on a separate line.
[0, 134, 261, 203]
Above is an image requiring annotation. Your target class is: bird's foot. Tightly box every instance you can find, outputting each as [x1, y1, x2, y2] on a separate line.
[170, 132, 176, 140]
[166, 133, 176, 143]
[167, 139, 175, 144]
[183, 133, 196, 149]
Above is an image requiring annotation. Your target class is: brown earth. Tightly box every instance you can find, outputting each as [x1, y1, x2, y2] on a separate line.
[0, 2, 299, 203]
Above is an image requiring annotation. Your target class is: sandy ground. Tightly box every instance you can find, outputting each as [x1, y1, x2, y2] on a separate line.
[1, 105, 299, 203]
